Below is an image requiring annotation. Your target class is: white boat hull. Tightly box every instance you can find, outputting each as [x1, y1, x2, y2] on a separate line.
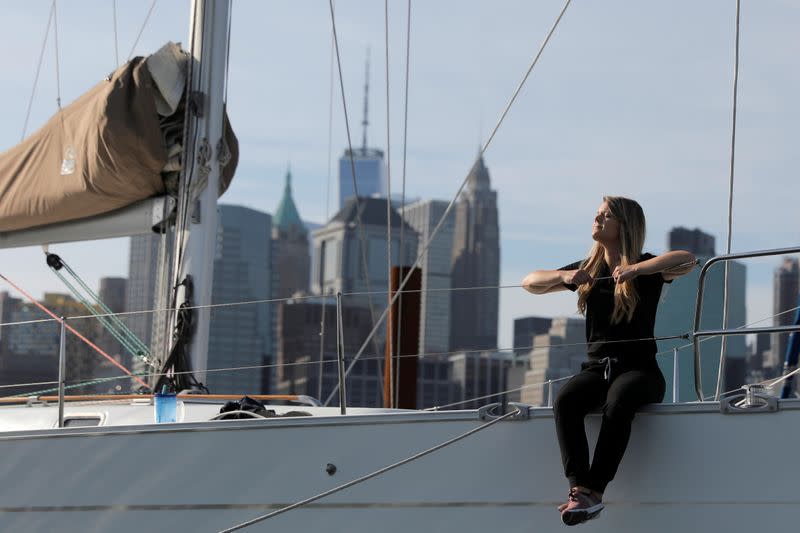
[0, 400, 798, 532]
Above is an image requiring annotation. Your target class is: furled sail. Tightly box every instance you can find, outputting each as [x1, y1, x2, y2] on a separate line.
[0, 42, 237, 233]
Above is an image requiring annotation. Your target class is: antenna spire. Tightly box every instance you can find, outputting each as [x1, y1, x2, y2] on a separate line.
[362, 47, 370, 152]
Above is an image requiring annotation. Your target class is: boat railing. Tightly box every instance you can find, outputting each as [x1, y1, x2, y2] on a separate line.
[693, 246, 800, 401]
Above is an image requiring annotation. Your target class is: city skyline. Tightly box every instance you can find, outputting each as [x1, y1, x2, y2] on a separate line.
[0, 1, 798, 351]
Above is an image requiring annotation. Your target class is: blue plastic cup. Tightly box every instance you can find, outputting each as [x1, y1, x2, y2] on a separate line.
[154, 393, 177, 423]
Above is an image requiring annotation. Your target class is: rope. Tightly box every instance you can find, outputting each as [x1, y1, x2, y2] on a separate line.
[0, 273, 150, 389]
[716, 0, 742, 401]
[125, 0, 158, 61]
[216, 406, 521, 532]
[49, 260, 154, 367]
[327, 0, 387, 397]
[21, 1, 55, 141]
[324, 0, 574, 406]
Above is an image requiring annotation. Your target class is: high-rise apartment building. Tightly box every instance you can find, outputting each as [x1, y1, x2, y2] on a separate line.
[400, 199, 455, 355]
[657, 228, 746, 400]
[513, 317, 553, 359]
[98, 277, 128, 368]
[447, 350, 512, 410]
[449, 155, 500, 352]
[275, 297, 383, 407]
[768, 258, 799, 372]
[0, 292, 112, 394]
[127, 234, 160, 352]
[206, 205, 273, 394]
[668, 227, 716, 257]
[520, 317, 586, 407]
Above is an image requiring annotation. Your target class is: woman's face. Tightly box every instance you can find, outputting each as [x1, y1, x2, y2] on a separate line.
[592, 201, 620, 243]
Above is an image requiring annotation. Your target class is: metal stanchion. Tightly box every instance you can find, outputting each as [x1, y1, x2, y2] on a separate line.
[57, 317, 67, 428]
[336, 292, 347, 415]
[673, 347, 680, 403]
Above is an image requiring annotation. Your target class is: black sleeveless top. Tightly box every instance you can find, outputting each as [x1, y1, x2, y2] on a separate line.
[559, 253, 671, 362]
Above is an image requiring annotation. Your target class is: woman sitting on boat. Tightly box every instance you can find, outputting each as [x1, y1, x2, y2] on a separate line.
[521, 196, 695, 526]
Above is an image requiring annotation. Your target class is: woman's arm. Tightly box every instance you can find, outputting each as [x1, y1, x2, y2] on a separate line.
[522, 269, 593, 294]
[613, 250, 697, 283]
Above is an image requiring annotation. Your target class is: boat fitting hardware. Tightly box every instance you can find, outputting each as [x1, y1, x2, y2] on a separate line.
[189, 91, 205, 117]
[720, 384, 778, 414]
[478, 402, 530, 421]
[325, 463, 337, 476]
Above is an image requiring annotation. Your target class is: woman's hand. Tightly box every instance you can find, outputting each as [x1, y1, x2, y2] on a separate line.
[612, 265, 639, 284]
[561, 269, 593, 286]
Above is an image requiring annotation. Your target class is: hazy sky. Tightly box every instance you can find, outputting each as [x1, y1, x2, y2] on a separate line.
[0, 0, 798, 350]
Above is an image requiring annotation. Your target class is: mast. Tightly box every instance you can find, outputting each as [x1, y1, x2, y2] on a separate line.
[169, 0, 233, 385]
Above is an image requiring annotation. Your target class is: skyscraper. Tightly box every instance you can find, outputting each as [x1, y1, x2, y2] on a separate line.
[447, 350, 512, 410]
[520, 317, 586, 407]
[338, 52, 387, 208]
[127, 234, 160, 351]
[449, 155, 500, 352]
[272, 168, 310, 300]
[98, 277, 128, 368]
[206, 205, 273, 394]
[668, 227, 716, 257]
[657, 228, 746, 400]
[275, 296, 382, 407]
[312, 197, 418, 305]
[767, 258, 799, 372]
[513, 316, 553, 358]
[338, 149, 386, 209]
[400, 199, 455, 355]
[127, 232, 172, 376]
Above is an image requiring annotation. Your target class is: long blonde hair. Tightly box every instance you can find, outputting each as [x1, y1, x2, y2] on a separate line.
[577, 196, 646, 324]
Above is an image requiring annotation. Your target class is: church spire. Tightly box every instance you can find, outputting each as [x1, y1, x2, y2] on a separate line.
[274, 165, 306, 236]
[361, 48, 370, 152]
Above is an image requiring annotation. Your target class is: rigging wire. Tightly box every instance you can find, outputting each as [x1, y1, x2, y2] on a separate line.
[324, 0, 575, 407]
[318, 3, 337, 402]
[52, 0, 62, 114]
[125, 0, 158, 62]
[112, 0, 119, 68]
[216, 406, 521, 532]
[716, 0, 742, 402]
[21, 1, 55, 142]
[327, 0, 388, 399]
[395, 0, 413, 408]
[384, 0, 394, 406]
[0, 259, 709, 326]
[6, 329, 693, 400]
[0, 273, 150, 390]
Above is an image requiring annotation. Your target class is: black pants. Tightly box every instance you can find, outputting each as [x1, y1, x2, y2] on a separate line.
[553, 358, 665, 493]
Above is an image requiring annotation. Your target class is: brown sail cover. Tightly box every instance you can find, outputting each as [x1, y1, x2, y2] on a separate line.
[0, 54, 237, 233]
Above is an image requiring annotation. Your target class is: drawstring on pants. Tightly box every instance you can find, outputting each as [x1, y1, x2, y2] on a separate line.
[597, 357, 618, 381]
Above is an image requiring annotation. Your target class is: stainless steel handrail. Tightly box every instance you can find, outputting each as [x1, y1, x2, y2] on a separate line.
[693, 246, 800, 401]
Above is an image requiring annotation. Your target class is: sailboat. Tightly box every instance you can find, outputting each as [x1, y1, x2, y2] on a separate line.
[0, 1, 799, 532]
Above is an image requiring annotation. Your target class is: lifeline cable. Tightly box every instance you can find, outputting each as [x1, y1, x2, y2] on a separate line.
[217, 406, 521, 532]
